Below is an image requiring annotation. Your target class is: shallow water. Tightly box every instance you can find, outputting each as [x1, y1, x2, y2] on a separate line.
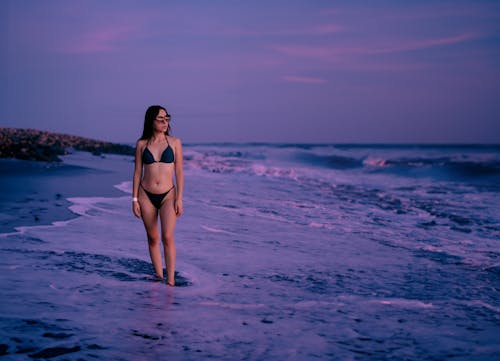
[0, 145, 499, 360]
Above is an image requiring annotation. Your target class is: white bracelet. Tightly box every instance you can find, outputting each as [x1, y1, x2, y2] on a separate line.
[132, 197, 138, 202]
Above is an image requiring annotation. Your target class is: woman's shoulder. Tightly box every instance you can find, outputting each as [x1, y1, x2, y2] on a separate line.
[168, 135, 182, 146]
[135, 138, 148, 148]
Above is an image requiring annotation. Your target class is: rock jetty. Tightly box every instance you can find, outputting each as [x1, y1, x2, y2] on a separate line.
[0, 128, 135, 162]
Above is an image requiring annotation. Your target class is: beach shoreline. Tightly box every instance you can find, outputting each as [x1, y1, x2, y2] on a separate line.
[0, 151, 134, 234]
[0, 143, 498, 360]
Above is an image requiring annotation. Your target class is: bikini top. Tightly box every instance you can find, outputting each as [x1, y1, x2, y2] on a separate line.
[142, 138, 175, 164]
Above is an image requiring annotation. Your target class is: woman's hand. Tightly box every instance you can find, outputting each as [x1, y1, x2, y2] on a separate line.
[132, 201, 142, 219]
[175, 197, 183, 217]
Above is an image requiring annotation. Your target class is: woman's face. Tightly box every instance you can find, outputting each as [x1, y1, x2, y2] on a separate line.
[153, 109, 170, 133]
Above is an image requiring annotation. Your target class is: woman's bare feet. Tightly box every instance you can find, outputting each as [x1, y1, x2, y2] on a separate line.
[167, 275, 175, 286]
[154, 274, 164, 282]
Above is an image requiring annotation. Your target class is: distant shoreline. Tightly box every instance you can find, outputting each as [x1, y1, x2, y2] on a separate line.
[0, 127, 135, 162]
[185, 142, 500, 148]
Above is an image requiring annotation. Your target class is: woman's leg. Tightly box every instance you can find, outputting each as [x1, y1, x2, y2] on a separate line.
[139, 189, 163, 279]
[159, 192, 177, 286]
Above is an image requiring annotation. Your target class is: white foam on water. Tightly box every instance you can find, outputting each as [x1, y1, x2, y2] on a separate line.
[198, 301, 267, 310]
[1, 144, 499, 360]
[375, 298, 434, 309]
[200, 225, 235, 234]
[363, 157, 388, 167]
[114, 180, 132, 194]
[465, 300, 500, 313]
[67, 196, 129, 217]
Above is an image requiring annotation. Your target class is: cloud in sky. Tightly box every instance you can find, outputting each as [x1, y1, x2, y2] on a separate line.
[271, 31, 482, 68]
[3, 0, 500, 143]
[282, 75, 327, 84]
[59, 24, 140, 54]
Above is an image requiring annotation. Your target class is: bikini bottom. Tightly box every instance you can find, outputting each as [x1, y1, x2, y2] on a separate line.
[140, 184, 175, 210]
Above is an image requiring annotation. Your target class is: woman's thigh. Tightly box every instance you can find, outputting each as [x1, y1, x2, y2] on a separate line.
[139, 188, 159, 237]
[159, 192, 177, 239]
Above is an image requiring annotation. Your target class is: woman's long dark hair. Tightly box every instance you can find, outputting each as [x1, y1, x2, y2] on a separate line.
[140, 105, 171, 140]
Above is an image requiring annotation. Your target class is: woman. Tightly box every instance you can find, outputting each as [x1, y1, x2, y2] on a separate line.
[132, 105, 184, 286]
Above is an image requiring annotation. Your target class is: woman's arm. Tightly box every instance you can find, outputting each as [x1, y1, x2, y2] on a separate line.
[174, 138, 184, 216]
[132, 140, 143, 218]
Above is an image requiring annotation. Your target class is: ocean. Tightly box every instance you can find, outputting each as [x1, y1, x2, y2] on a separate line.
[1, 144, 499, 360]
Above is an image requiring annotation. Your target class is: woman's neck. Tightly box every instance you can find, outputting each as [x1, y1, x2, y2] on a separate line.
[150, 132, 166, 143]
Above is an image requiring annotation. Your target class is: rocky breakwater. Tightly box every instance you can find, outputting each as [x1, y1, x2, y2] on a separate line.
[0, 128, 134, 162]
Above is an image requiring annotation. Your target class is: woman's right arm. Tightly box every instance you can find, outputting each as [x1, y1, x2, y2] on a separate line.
[132, 140, 143, 218]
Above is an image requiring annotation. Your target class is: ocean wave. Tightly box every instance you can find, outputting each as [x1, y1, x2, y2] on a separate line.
[184, 145, 500, 185]
[365, 155, 500, 177]
[296, 152, 364, 169]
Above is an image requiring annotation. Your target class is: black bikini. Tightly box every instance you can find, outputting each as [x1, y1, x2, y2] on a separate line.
[140, 185, 175, 210]
[140, 137, 175, 209]
[142, 142, 174, 165]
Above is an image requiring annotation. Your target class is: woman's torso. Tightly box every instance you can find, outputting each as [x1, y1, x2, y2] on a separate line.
[140, 136, 175, 193]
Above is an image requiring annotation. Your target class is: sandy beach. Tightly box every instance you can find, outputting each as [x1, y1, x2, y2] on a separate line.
[0, 144, 499, 360]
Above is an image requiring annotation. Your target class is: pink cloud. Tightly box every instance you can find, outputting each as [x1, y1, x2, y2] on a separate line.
[273, 32, 481, 60]
[273, 45, 340, 58]
[309, 24, 344, 35]
[366, 32, 481, 55]
[60, 25, 139, 54]
[11, 4, 166, 55]
[282, 75, 327, 84]
[210, 23, 344, 37]
[339, 62, 430, 72]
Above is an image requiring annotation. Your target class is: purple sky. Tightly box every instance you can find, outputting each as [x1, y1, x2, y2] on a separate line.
[2, 0, 500, 143]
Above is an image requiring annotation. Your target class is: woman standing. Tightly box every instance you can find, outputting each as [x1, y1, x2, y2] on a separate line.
[132, 105, 184, 286]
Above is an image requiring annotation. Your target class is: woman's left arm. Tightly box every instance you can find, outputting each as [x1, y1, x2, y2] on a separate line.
[174, 138, 184, 216]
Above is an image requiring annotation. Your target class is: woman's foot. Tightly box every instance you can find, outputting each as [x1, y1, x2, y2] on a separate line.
[167, 281, 175, 287]
[154, 274, 164, 282]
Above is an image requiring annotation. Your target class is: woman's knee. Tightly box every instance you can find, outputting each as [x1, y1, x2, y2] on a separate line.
[146, 232, 160, 246]
[161, 234, 175, 247]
